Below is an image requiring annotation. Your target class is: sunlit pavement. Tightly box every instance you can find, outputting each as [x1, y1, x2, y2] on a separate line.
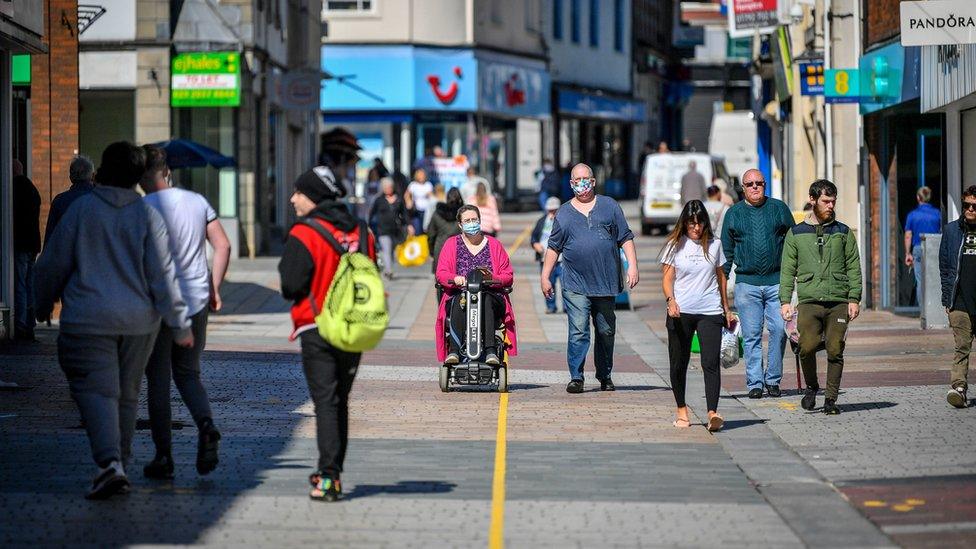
[1, 202, 974, 547]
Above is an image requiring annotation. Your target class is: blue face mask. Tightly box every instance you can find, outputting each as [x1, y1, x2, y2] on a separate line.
[461, 221, 481, 235]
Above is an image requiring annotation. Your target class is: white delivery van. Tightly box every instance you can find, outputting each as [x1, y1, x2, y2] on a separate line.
[708, 111, 757, 185]
[639, 152, 731, 235]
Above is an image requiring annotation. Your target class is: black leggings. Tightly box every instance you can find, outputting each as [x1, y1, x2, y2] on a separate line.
[666, 313, 723, 412]
[448, 292, 505, 354]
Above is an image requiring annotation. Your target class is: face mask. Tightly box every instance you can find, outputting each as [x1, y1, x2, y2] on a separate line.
[461, 221, 481, 235]
[571, 178, 594, 196]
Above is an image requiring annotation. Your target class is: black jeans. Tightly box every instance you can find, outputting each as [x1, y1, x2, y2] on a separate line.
[447, 292, 505, 355]
[666, 313, 723, 412]
[146, 308, 213, 454]
[299, 330, 361, 478]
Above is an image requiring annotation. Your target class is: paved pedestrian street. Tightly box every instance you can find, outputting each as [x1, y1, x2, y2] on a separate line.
[1, 207, 974, 548]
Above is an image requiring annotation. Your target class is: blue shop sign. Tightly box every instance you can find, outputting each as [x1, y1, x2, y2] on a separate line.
[321, 45, 477, 112]
[859, 42, 920, 115]
[798, 61, 825, 96]
[557, 89, 646, 122]
[477, 51, 550, 118]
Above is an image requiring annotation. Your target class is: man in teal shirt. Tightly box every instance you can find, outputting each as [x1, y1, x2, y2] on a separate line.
[721, 169, 795, 399]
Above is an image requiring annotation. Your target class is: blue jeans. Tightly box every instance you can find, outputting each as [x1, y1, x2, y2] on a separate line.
[563, 289, 616, 381]
[540, 262, 562, 312]
[735, 282, 786, 390]
[14, 252, 36, 333]
[539, 190, 549, 211]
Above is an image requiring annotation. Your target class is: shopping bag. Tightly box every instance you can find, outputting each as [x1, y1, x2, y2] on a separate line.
[395, 234, 429, 267]
[720, 318, 742, 369]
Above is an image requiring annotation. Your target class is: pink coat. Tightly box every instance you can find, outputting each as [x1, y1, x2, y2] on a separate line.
[434, 234, 518, 362]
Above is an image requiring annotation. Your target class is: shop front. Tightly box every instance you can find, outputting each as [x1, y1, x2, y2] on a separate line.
[555, 88, 646, 199]
[321, 45, 549, 208]
[860, 42, 942, 311]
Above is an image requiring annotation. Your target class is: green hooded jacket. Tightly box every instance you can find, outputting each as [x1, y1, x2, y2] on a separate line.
[779, 213, 862, 304]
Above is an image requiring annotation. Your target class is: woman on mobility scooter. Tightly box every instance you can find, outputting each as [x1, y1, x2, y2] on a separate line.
[434, 205, 518, 390]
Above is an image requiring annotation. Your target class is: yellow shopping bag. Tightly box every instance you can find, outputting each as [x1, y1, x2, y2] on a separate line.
[395, 234, 430, 267]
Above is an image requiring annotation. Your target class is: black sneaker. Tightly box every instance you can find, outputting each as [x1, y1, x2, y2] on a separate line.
[143, 453, 175, 480]
[196, 421, 221, 476]
[600, 378, 615, 391]
[566, 380, 584, 394]
[309, 472, 342, 502]
[766, 385, 782, 398]
[748, 388, 764, 399]
[801, 387, 819, 410]
[86, 461, 129, 500]
[485, 350, 500, 366]
[823, 398, 841, 415]
[947, 386, 968, 408]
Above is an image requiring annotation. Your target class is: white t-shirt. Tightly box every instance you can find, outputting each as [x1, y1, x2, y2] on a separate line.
[660, 236, 724, 315]
[143, 188, 218, 316]
[407, 181, 434, 212]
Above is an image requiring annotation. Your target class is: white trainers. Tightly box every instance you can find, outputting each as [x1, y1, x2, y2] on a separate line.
[86, 460, 130, 500]
[947, 386, 968, 409]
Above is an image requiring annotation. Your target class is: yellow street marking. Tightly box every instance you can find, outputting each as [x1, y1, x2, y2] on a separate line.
[904, 498, 926, 506]
[488, 392, 509, 549]
[507, 223, 534, 256]
[778, 402, 799, 411]
[863, 500, 888, 507]
[891, 504, 915, 512]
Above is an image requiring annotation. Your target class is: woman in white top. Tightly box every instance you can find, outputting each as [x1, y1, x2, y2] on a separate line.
[661, 200, 734, 432]
[407, 168, 434, 235]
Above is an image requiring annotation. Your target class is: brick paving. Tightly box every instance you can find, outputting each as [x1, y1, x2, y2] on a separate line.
[1, 204, 974, 547]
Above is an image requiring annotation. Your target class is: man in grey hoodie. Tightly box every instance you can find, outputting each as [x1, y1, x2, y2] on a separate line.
[34, 141, 192, 500]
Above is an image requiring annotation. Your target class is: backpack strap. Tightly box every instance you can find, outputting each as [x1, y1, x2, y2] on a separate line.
[299, 218, 347, 256]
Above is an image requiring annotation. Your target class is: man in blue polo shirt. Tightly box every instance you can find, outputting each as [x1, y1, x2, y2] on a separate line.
[542, 163, 639, 394]
[905, 186, 942, 306]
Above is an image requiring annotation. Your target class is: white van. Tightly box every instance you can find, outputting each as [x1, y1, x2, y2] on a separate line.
[639, 152, 731, 235]
[709, 111, 757, 184]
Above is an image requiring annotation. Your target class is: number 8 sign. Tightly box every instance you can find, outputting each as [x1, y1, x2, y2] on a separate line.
[825, 69, 860, 104]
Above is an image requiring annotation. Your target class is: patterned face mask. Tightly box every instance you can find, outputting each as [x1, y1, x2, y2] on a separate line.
[461, 221, 481, 235]
[571, 177, 595, 196]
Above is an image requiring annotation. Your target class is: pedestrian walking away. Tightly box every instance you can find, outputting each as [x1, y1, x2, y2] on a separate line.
[662, 201, 734, 432]
[139, 145, 232, 480]
[44, 155, 95, 245]
[278, 165, 377, 502]
[542, 163, 639, 393]
[532, 196, 564, 313]
[12, 159, 40, 342]
[427, 187, 464, 279]
[721, 168, 795, 398]
[33, 141, 192, 499]
[939, 185, 976, 409]
[466, 181, 501, 237]
[905, 186, 942, 307]
[780, 179, 862, 416]
[680, 160, 707, 205]
[704, 185, 728, 235]
[407, 169, 434, 235]
[368, 177, 413, 279]
[536, 158, 561, 210]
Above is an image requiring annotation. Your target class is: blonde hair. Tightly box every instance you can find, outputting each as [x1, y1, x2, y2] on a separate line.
[475, 182, 489, 207]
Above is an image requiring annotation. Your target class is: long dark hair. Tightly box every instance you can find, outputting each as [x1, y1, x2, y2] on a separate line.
[662, 200, 714, 262]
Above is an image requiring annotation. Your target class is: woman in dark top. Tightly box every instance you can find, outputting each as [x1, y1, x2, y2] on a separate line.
[426, 188, 464, 274]
[368, 177, 412, 279]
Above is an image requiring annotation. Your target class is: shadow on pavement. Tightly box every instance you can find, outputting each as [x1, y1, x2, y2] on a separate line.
[836, 401, 898, 413]
[344, 480, 457, 500]
[218, 281, 289, 315]
[719, 419, 768, 430]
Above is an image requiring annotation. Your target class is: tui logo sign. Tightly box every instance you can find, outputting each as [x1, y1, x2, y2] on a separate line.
[427, 66, 463, 105]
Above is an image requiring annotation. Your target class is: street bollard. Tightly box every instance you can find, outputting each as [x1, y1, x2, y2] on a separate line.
[921, 233, 948, 329]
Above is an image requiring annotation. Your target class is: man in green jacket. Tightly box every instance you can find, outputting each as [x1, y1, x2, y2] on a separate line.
[780, 179, 862, 415]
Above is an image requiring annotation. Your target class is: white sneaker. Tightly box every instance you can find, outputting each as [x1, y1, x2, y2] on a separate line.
[947, 386, 968, 409]
[86, 460, 129, 500]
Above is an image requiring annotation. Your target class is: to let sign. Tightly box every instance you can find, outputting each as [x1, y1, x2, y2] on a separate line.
[901, 0, 976, 47]
[171, 52, 241, 108]
[728, 0, 779, 38]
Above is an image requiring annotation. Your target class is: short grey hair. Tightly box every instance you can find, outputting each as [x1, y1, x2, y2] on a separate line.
[69, 155, 95, 184]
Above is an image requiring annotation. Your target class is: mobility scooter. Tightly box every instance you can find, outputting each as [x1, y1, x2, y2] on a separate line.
[438, 268, 510, 393]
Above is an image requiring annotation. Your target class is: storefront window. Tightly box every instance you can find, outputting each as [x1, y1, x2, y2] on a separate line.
[174, 107, 236, 217]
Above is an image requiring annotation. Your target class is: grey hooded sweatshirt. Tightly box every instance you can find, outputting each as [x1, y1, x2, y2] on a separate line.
[34, 186, 191, 338]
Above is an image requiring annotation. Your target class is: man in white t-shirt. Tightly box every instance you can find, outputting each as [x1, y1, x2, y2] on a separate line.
[407, 168, 435, 234]
[139, 145, 232, 480]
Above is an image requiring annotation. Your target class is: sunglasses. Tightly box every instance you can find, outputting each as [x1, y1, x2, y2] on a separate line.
[743, 181, 766, 188]
[964, 201, 976, 211]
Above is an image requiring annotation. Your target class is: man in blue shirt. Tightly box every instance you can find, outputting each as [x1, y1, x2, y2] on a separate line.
[542, 163, 639, 393]
[905, 186, 943, 306]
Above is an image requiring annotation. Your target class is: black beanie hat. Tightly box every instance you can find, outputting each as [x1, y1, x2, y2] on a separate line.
[294, 165, 346, 204]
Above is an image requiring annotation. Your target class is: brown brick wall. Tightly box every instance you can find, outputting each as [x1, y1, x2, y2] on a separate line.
[865, 0, 907, 47]
[31, 0, 79, 241]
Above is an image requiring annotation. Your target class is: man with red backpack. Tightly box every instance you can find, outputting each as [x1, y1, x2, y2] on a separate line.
[278, 165, 377, 502]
